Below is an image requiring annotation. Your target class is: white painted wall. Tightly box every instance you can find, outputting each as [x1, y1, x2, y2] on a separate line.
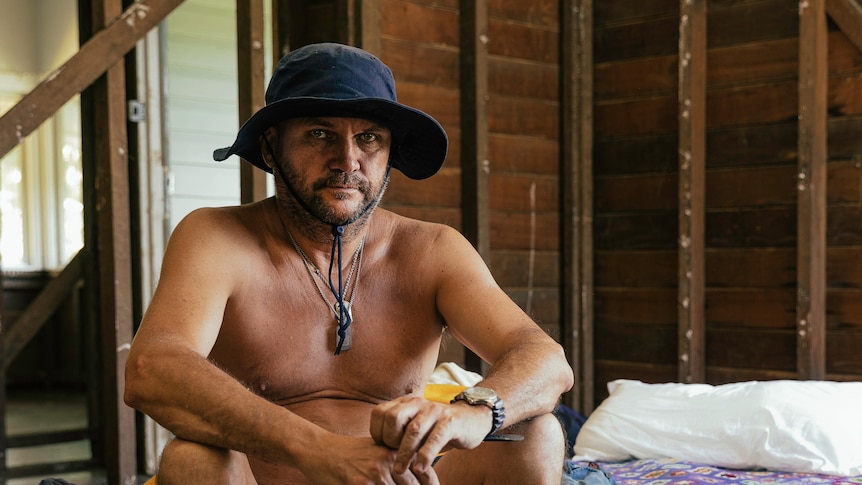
[163, 0, 243, 230]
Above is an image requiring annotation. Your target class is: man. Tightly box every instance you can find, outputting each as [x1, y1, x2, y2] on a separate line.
[124, 42, 574, 484]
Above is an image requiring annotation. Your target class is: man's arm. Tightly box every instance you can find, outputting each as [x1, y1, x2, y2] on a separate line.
[434, 224, 574, 426]
[125, 208, 324, 463]
[371, 224, 574, 473]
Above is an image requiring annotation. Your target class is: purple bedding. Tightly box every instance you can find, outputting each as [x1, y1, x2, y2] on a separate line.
[572, 458, 862, 485]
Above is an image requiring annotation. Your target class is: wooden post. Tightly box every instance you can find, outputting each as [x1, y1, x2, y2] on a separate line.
[797, 0, 828, 380]
[356, 0, 381, 55]
[677, 0, 707, 384]
[460, 0, 490, 373]
[561, 0, 594, 412]
[87, 0, 137, 481]
[237, 0, 269, 203]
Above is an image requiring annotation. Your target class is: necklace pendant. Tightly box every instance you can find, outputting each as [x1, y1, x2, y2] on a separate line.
[334, 301, 352, 351]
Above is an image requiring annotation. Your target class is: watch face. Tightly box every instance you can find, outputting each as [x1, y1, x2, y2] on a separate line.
[466, 387, 497, 401]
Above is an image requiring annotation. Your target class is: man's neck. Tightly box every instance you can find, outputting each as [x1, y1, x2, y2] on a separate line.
[273, 196, 371, 251]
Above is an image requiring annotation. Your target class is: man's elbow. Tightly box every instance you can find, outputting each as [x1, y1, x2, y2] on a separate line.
[123, 349, 154, 411]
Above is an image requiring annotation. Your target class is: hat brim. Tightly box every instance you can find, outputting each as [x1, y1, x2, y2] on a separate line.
[213, 97, 448, 180]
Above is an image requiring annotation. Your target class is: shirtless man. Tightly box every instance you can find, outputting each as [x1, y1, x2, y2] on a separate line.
[124, 42, 574, 485]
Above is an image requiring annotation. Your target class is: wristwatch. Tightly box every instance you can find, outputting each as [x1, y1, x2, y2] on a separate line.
[451, 386, 506, 436]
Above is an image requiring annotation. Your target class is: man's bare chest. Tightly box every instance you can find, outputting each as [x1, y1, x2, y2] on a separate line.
[208, 274, 445, 406]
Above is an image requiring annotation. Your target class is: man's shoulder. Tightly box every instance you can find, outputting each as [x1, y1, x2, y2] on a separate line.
[170, 201, 274, 253]
[377, 209, 460, 240]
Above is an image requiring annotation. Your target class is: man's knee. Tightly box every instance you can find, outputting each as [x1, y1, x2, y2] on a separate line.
[515, 412, 568, 458]
[159, 438, 253, 485]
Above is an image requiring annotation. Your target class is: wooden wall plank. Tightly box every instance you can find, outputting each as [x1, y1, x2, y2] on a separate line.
[381, 0, 459, 46]
[797, 0, 828, 379]
[561, 0, 594, 412]
[237, 0, 268, 204]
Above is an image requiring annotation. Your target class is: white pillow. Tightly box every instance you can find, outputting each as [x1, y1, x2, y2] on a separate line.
[573, 379, 862, 476]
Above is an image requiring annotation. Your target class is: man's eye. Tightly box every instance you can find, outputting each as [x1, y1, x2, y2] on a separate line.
[358, 132, 377, 142]
[310, 129, 327, 139]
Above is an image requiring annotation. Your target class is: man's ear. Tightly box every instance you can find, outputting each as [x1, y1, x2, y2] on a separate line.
[259, 128, 276, 169]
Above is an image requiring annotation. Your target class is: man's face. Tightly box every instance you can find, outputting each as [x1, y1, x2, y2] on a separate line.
[269, 116, 392, 225]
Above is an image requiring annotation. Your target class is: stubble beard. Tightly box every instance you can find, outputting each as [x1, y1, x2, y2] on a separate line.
[276, 161, 389, 241]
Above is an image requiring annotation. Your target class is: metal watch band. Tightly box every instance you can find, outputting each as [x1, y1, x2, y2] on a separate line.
[451, 389, 506, 436]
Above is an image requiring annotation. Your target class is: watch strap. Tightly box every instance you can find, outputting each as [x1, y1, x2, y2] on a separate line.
[451, 388, 506, 436]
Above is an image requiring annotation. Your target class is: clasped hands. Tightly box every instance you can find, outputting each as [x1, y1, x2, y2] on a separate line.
[371, 394, 493, 471]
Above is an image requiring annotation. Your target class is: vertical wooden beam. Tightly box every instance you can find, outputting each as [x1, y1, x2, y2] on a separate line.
[271, 0, 290, 59]
[89, 0, 137, 481]
[561, 0, 594, 412]
[460, 0, 489, 373]
[238, 0, 269, 203]
[678, 0, 706, 384]
[798, 0, 828, 380]
[356, 0, 381, 55]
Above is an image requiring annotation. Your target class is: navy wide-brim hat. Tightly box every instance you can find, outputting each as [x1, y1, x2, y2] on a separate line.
[213, 43, 448, 180]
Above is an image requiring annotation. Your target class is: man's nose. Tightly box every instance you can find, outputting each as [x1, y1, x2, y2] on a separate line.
[329, 138, 361, 172]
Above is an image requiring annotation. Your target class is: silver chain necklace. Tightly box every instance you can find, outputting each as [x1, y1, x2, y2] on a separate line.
[286, 229, 366, 351]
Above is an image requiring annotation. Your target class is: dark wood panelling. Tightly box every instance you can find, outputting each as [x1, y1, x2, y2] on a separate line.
[396, 81, 460, 130]
[488, 0, 558, 27]
[384, 170, 461, 208]
[708, 0, 799, 47]
[488, 58, 558, 100]
[595, 96, 677, 138]
[706, 248, 796, 288]
[487, 19, 559, 63]
[594, 16, 678, 63]
[595, 173, 677, 212]
[705, 289, 796, 328]
[490, 250, 560, 288]
[594, 212, 678, 250]
[595, 324, 677, 364]
[594, 289, 677, 325]
[595, 250, 677, 288]
[827, 247, 862, 287]
[488, 96, 559, 138]
[489, 212, 559, 251]
[379, 0, 459, 46]
[705, 208, 796, 248]
[489, 174, 559, 212]
[594, 0, 677, 26]
[489, 135, 559, 175]
[594, 134, 678, 176]
[705, 328, 797, 370]
[380, 39, 460, 89]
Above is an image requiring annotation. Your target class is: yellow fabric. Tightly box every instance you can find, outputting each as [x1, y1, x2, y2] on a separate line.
[424, 383, 469, 403]
[141, 384, 468, 484]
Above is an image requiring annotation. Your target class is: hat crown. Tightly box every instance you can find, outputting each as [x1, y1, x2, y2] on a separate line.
[266, 43, 397, 105]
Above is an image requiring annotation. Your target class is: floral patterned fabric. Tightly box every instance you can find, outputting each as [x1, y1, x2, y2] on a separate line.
[570, 458, 862, 485]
